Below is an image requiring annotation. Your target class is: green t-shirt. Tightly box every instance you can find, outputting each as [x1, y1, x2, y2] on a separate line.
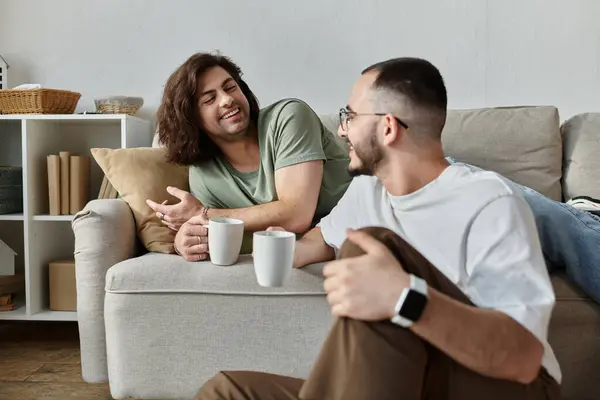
[189, 98, 351, 251]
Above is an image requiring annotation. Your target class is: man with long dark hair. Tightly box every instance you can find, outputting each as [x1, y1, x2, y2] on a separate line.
[147, 52, 351, 260]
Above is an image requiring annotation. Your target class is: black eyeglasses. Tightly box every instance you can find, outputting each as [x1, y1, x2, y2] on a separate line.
[338, 108, 409, 132]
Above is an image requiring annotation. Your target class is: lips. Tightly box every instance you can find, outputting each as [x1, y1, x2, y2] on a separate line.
[221, 107, 240, 119]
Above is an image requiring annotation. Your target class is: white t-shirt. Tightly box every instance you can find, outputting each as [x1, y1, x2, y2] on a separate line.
[318, 162, 561, 383]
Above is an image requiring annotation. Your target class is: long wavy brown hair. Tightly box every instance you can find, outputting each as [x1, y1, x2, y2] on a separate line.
[156, 52, 260, 165]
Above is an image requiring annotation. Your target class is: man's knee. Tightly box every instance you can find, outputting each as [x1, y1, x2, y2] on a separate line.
[195, 370, 303, 400]
[339, 226, 401, 259]
[194, 371, 238, 400]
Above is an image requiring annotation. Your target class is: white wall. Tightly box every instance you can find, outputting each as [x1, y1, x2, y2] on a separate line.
[1, 0, 598, 123]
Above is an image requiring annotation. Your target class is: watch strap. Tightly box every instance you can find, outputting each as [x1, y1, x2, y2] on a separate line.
[410, 274, 428, 296]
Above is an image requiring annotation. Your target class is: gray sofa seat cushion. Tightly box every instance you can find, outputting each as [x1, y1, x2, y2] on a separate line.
[105, 254, 326, 295]
[561, 112, 600, 201]
[552, 271, 592, 301]
[547, 272, 600, 400]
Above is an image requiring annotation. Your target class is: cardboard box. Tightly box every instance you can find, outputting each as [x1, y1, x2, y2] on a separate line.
[49, 259, 76, 311]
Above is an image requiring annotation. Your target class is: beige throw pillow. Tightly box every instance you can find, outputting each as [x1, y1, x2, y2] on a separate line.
[91, 148, 189, 254]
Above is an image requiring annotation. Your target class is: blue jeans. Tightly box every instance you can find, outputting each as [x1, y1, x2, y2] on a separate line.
[519, 185, 600, 303]
[450, 158, 600, 303]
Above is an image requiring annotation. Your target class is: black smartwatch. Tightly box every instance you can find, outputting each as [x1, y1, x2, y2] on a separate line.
[391, 274, 428, 328]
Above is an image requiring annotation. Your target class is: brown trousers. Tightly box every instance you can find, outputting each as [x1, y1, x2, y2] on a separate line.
[195, 227, 561, 400]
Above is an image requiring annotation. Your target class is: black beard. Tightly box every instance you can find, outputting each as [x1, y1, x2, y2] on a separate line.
[347, 135, 382, 177]
[348, 165, 373, 177]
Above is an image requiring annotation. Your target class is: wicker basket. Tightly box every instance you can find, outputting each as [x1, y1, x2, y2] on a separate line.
[0, 89, 81, 114]
[97, 103, 141, 115]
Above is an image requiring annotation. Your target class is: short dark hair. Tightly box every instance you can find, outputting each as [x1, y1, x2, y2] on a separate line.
[156, 52, 260, 165]
[362, 57, 447, 137]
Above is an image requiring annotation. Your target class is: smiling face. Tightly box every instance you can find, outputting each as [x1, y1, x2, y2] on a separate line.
[338, 71, 385, 177]
[196, 66, 251, 142]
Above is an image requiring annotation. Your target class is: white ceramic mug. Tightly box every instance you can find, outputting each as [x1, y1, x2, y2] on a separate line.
[207, 218, 244, 266]
[252, 231, 296, 287]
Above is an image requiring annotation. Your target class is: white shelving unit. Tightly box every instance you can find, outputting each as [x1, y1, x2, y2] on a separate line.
[0, 114, 152, 321]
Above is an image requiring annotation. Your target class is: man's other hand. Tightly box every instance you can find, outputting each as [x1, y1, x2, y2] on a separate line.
[146, 186, 203, 231]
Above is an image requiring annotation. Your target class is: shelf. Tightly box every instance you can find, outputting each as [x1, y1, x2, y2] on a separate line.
[0, 307, 77, 321]
[0, 303, 28, 320]
[0, 114, 153, 321]
[0, 213, 24, 221]
[33, 215, 75, 222]
[0, 114, 143, 121]
[30, 309, 77, 321]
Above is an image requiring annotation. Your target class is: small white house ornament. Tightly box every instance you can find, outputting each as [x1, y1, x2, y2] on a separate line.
[0, 239, 17, 276]
[0, 54, 8, 90]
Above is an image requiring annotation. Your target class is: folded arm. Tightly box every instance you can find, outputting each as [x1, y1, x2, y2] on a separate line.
[208, 160, 323, 233]
[412, 289, 544, 384]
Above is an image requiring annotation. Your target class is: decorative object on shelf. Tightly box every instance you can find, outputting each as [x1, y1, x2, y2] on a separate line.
[47, 155, 60, 215]
[0, 166, 23, 214]
[0, 86, 81, 114]
[0, 293, 15, 312]
[0, 239, 16, 276]
[49, 259, 76, 311]
[94, 96, 143, 115]
[47, 152, 90, 216]
[0, 54, 8, 90]
[0, 272, 23, 312]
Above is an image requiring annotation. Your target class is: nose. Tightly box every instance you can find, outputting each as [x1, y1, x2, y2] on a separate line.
[219, 91, 234, 109]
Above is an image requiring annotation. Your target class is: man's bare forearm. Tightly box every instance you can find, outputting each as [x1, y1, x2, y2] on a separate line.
[411, 288, 544, 384]
[207, 200, 312, 233]
[293, 227, 335, 268]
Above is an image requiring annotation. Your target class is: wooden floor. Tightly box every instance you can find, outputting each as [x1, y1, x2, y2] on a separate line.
[0, 320, 118, 400]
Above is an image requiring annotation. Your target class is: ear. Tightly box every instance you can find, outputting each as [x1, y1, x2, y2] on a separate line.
[382, 114, 401, 146]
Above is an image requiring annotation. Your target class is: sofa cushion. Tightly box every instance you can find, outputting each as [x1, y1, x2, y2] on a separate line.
[548, 271, 600, 400]
[551, 271, 591, 301]
[441, 106, 563, 201]
[91, 148, 189, 254]
[560, 113, 600, 201]
[105, 254, 326, 295]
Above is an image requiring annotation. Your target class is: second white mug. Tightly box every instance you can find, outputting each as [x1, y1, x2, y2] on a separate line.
[252, 230, 296, 287]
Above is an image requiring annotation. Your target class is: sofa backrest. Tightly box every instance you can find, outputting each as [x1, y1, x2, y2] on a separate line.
[320, 106, 564, 201]
[560, 112, 600, 201]
[320, 114, 340, 138]
[154, 105, 598, 203]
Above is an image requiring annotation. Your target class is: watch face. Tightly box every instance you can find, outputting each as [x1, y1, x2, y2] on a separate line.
[399, 290, 427, 322]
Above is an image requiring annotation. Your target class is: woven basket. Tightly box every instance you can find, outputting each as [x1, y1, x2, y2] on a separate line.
[97, 103, 141, 115]
[0, 89, 81, 114]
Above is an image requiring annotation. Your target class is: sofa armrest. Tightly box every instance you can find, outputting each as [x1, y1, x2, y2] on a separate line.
[72, 198, 137, 383]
